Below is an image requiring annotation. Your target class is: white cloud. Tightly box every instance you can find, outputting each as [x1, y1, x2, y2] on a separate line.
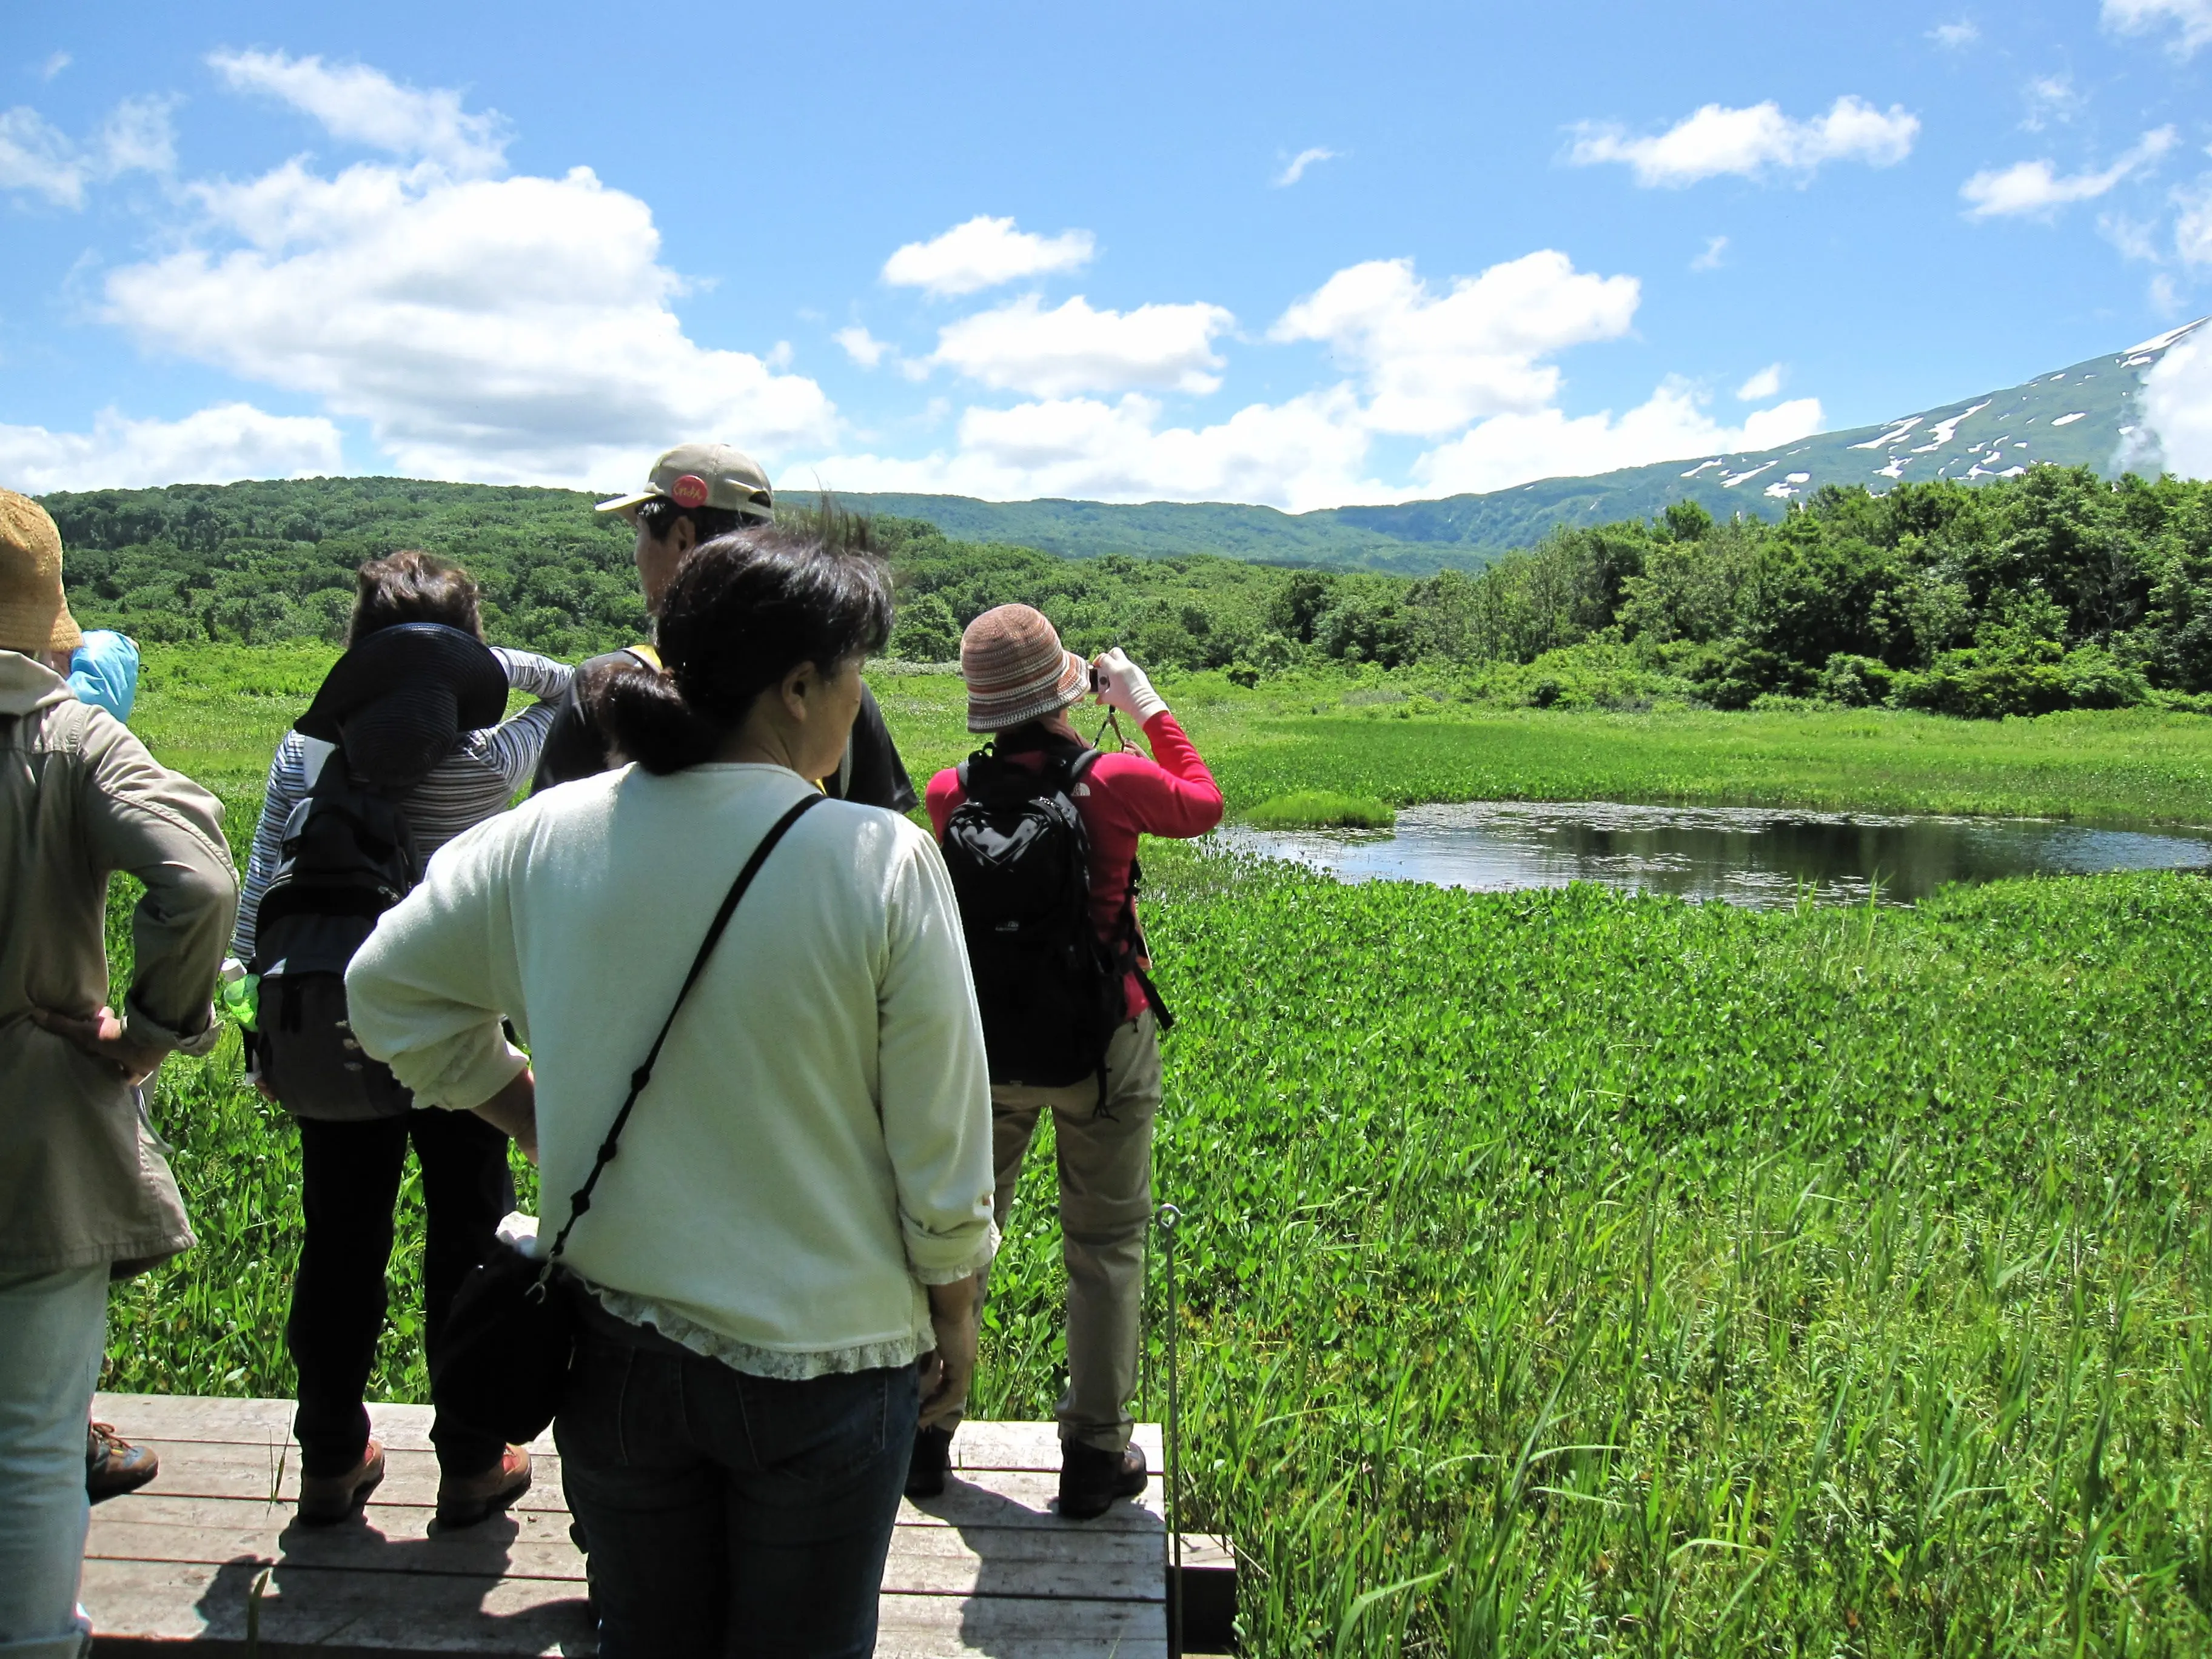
[97, 96, 178, 178]
[104, 154, 837, 486]
[794, 249, 1820, 511]
[835, 326, 892, 368]
[2022, 73, 2082, 131]
[2176, 177, 2212, 265]
[0, 107, 78, 205]
[1736, 362, 1784, 400]
[1274, 147, 1338, 187]
[1271, 251, 1638, 435]
[1414, 383, 1825, 496]
[1929, 19, 1981, 46]
[1568, 95, 1919, 187]
[0, 96, 174, 208]
[2143, 328, 2212, 475]
[39, 52, 72, 81]
[928, 293, 1235, 397]
[0, 403, 341, 494]
[2102, 210, 2163, 261]
[880, 215, 1095, 298]
[1961, 127, 2177, 218]
[794, 387, 1387, 513]
[2103, 0, 2212, 57]
[207, 49, 509, 175]
[1691, 234, 1729, 270]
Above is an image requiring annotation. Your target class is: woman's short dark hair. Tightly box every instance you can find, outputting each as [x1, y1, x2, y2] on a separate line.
[349, 550, 482, 644]
[634, 497, 749, 546]
[591, 528, 892, 775]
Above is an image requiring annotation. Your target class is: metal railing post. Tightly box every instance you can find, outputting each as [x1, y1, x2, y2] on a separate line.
[1156, 1202, 1184, 1657]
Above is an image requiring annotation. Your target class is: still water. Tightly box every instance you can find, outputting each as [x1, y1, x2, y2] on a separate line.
[1221, 802, 2212, 908]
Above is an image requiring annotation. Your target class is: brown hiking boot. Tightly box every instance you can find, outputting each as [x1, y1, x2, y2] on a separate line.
[436, 1445, 532, 1529]
[87, 1421, 159, 1504]
[297, 1439, 385, 1526]
[1058, 1439, 1147, 1521]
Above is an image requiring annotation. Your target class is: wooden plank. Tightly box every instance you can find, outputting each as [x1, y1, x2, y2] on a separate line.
[90, 1498, 1163, 1601]
[95, 1396, 1161, 1477]
[950, 1421, 1164, 1472]
[873, 1594, 1165, 1658]
[85, 1560, 1162, 1657]
[94, 1443, 574, 1514]
[123, 1439, 1165, 1532]
[82, 1557, 590, 1653]
[91, 1395, 555, 1458]
[902, 1470, 1164, 1531]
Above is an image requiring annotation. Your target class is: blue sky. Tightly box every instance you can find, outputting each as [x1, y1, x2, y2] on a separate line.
[2, 0, 2208, 508]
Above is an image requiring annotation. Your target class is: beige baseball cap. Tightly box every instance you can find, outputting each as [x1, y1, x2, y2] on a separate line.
[596, 442, 774, 523]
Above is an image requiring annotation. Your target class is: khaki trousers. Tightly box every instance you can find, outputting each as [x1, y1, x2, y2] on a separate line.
[980, 1011, 1161, 1453]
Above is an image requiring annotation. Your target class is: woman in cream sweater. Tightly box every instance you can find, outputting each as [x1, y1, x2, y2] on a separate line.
[345, 528, 996, 1658]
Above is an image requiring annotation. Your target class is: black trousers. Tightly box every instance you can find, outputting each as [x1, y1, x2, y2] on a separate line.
[287, 1108, 514, 1478]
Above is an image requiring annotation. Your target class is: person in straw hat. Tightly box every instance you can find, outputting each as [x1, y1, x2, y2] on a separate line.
[0, 489, 238, 1655]
[920, 607, 1221, 1518]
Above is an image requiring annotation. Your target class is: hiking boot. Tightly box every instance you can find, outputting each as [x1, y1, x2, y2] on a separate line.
[297, 1439, 384, 1526]
[87, 1422, 159, 1504]
[436, 1445, 532, 1529]
[906, 1426, 953, 1500]
[1058, 1439, 1147, 1521]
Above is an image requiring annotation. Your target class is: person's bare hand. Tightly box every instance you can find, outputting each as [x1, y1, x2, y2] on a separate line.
[919, 1276, 980, 1430]
[33, 1005, 167, 1087]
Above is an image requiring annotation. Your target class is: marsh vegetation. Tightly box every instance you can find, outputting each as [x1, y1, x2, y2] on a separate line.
[98, 651, 2212, 1654]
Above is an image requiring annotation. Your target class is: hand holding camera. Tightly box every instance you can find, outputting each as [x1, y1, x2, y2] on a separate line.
[1090, 648, 1167, 724]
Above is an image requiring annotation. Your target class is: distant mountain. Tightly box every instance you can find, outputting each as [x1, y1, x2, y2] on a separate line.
[830, 318, 2208, 574]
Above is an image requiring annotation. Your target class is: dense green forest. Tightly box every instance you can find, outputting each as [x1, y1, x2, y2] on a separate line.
[39, 465, 2212, 717]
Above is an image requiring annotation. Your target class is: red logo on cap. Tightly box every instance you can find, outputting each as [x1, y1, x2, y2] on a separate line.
[670, 474, 710, 509]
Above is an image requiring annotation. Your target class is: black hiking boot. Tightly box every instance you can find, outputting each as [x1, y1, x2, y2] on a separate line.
[906, 1426, 953, 1499]
[1058, 1439, 1147, 1520]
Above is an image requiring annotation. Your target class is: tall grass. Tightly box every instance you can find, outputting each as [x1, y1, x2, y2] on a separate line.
[1084, 855, 2212, 1654]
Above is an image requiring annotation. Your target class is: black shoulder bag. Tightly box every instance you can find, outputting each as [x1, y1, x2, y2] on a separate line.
[432, 792, 824, 1446]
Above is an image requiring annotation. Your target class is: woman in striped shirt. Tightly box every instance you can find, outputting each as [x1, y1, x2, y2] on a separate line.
[230, 549, 574, 1530]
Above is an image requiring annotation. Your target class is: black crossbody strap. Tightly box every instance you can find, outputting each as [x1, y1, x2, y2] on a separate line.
[537, 791, 824, 1275]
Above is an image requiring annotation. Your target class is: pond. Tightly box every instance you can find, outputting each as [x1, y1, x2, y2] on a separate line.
[1219, 801, 2212, 908]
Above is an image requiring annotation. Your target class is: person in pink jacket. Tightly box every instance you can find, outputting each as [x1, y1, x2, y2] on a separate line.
[923, 605, 1221, 1518]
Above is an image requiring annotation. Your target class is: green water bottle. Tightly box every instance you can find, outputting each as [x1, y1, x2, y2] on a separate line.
[218, 958, 258, 1032]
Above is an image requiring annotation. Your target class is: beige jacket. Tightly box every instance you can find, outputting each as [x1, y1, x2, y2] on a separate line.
[0, 651, 238, 1275]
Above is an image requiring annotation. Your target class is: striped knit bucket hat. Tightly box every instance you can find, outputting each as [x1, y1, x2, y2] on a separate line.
[960, 604, 1089, 733]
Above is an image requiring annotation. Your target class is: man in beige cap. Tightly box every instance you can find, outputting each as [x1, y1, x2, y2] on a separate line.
[0, 489, 238, 1655]
[532, 443, 915, 812]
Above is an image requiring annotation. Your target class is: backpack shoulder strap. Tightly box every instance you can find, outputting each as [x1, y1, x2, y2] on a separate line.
[537, 790, 823, 1278]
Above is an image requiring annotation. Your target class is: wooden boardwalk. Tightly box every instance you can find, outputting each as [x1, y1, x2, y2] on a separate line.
[84, 1393, 1171, 1658]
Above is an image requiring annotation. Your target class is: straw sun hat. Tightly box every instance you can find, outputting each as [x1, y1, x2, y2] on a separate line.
[0, 489, 82, 656]
[960, 604, 1090, 734]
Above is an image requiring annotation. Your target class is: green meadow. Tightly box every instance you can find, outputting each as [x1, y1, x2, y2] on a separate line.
[101, 645, 2212, 1654]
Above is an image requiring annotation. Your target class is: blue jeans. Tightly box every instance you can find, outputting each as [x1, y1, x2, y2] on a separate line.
[555, 1306, 918, 1658]
[0, 1265, 106, 1659]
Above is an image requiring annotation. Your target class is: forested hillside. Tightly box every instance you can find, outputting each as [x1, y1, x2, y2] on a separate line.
[39, 465, 2212, 717]
[838, 321, 2206, 561]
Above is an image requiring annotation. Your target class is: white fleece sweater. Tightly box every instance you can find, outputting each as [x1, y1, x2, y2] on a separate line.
[344, 762, 998, 1378]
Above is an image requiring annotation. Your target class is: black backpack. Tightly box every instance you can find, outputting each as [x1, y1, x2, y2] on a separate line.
[939, 739, 1170, 1099]
[249, 746, 423, 1121]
